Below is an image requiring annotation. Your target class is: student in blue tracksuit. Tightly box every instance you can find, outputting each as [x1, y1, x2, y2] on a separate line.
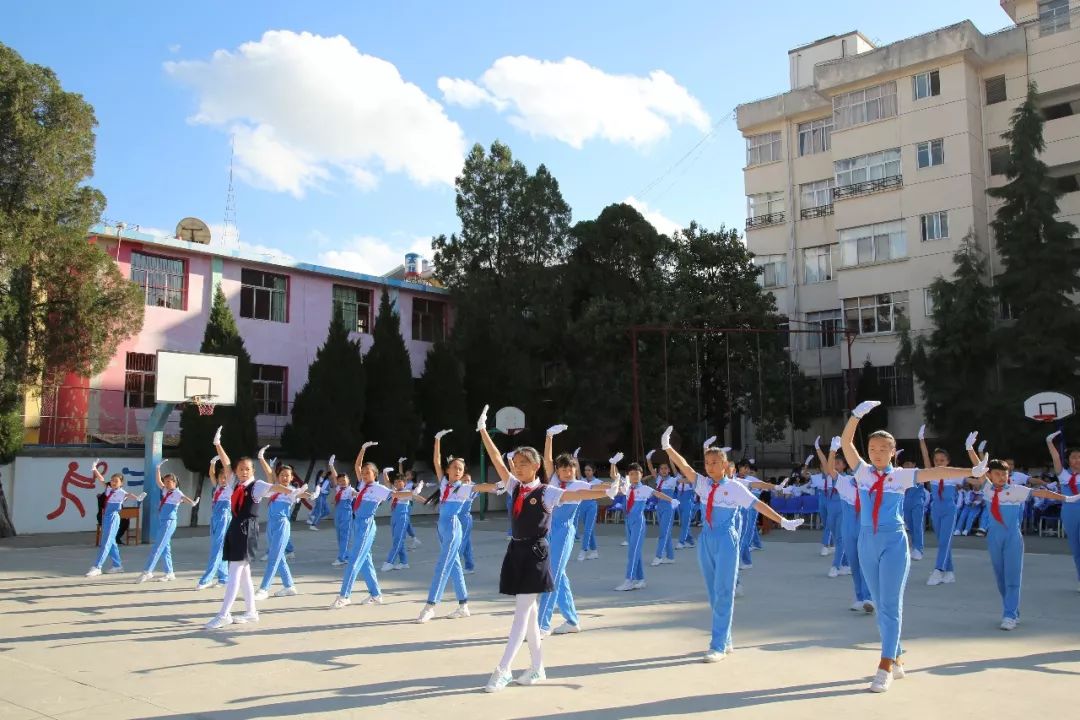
[256, 453, 315, 599]
[615, 454, 676, 591]
[397, 460, 422, 550]
[662, 427, 802, 662]
[417, 429, 473, 623]
[921, 432, 973, 587]
[458, 476, 479, 574]
[196, 455, 232, 589]
[306, 470, 333, 530]
[576, 460, 602, 561]
[647, 452, 679, 566]
[85, 462, 146, 577]
[815, 437, 874, 613]
[137, 461, 199, 583]
[330, 461, 356, 567]
[841, 400, 986, 693]
[808, 438, 845, 577]
[902, 425, 931, 560]
[806, 464, 833, 557]
[1045, 432, 1080, 592]
[733, 459, 773, 572]
[675, 463, 697, 550]
[383, 472, 424, 572]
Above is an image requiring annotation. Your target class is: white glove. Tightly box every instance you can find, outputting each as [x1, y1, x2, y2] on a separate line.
[720, 447, 732, 454]
[660, 426, 673, 450]
[158, 459, 168, 468]
[780, 518, 805, 532]
[894, 449, 904, 461]
[267, 457, 277, 469]
[703, 435, 717, 449]
[477, 404, 489, 432]
[646, 449, 656, 461]
[328, 454, 336, 467]
[192, 497, 200, 507]
[1065, 494, 1080, 504]
[964, 431, 978, 451]
[609, 452, 624, 465]
[310, 484, 322, 500]
[573, 447, 581, 459]
[435, 429, 453, 440]
[382, 467, 393, 476]
[804, 454, 814, 467]
[210, 455, 220, 466]
[212, 426, 222, 446]
[918, 424, 926, 441]
[505, 451, 515, 464]
[605, 481, 620, 499]
[670, 499, 680, 510]
[972, 454, 989, 477]
[362, 441, 379, 450]
[830, 436, 841, 453]
[92, 458, 101, 471]
[977, 440, 987, 454]
[813, 436, 821, 449]
[398, 456, 407, 464]
[546, 424, 568, 437]
[137, 492, 147, 502]
[257, 445, 268, 460]
[1047, 430, 1062, 443]
[851, 401, 880, 419]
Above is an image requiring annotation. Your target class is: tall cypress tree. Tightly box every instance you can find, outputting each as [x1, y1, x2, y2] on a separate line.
[989, 81, 1080, 454]
[417, 340, 470, 461]
[281, 310, 366, 469]
[364, 289, 420, 464]
[178, 285, 258, 523]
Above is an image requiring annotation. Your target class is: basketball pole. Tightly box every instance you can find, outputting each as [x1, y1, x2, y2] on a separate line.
[141, 401, 175, 544]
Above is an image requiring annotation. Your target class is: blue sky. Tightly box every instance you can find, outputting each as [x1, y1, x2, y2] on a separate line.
[2, 1, 1012, 274]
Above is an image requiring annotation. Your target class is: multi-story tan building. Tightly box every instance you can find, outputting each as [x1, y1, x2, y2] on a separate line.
[736, 0, 1080, 460]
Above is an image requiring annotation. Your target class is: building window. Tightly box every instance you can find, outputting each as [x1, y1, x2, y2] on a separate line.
[912, 70, 941, 100]
[878, 364, 916, 406]
[240, 269, 288, 322]
[332, 285, 372, 334]
[797, 117, 833, 156]
[124, 352, 156, 408]
[412, 297, 446, 343]
[916, 139, 945, 169]
[843, 292, 909, 335]
[800, 179, 835, 212]
[1055, 173, 1080, 194]
[924, 288, 936, 316]
[754, 254, 788, 289]
[746, 191, 785, 229]
[130, 252, 185, 309]
[252, 364, 287, 415]
[816, 375, 847, 414]
[985, 75, 1007, 105]
[746, 132, 782, 167]
[805, 309, 843, 349]
[803, 245, 838, 284]
[1042, 99, 1078, 121]
[989, 146, 1010, 176]
[839, 220, 907, 267]
[1040, 0, 1071, 36]
[920, 211, 949, 241]
[834, 148, 902, 188]
[832, 81, 898, 130]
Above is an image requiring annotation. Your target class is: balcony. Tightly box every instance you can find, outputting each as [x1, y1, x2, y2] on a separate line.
[746, 211, 786, 230]
[801, 204, 835, 219]
[832, 174, 903, 201]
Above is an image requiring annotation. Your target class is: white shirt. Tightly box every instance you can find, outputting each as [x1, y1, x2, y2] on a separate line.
[1009, 471, 1030, 486]
[105, 487, 131, 504]
[354, 482, 392, 505]
[440, 477, 477, 503]
[501, 477, 564, 511]
[550, 478, 590, 506]
[979, 481, 1031, 506]
[693, 477, 756, 510]
[625, 482, 656, 504]
[655, 475, 678, 494]
[158, 488, 187, 506]
[333, 485, 357, 504]
[852, 464, 917, 494]
[250, 479, 272, 503]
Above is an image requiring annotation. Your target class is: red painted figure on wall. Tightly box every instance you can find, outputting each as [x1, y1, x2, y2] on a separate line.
[46, 460, 105, 520]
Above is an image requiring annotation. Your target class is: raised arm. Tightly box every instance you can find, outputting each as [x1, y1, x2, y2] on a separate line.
[543, 428, 555, 480]
[256, 445, 274, 480]
[154, 461, 166, 489]
[920, 453, 988, 484]
[477, 405, 510, 483]
[355, 440, 378, 479]
[826, 436, 842, 476]
[645, 449, 657, 477]
[964, 431, 980, 467]
[433, 429, 452, 481]
[842, 401, 878, 470]
[812, 437, 830, 476]
[918, 424, 932, 470]
[1047, 430, 1064, 475]
[658, 426, 696, 481]
[91, 459, 106, 485]
[212, 425, 231, 472]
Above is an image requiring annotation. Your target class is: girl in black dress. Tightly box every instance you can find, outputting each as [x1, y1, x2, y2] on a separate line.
[470, 405, 618, 692]
[205, 429, 300, 630]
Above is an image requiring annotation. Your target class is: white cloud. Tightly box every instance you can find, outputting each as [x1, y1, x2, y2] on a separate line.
[205, 222, 296, 263]
[440, 57, 710, 149]
[165, 30, 467, 197]
[624, 196, 682, 237]
[318, 235, 433, 276]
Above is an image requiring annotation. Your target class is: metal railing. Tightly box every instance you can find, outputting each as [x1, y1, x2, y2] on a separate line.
[800, 204, 834, 219]
[832, 174, 903, 200]
[745, 211, 786, 230]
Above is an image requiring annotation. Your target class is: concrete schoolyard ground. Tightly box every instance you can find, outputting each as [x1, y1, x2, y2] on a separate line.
[1, 518, 1078, 719]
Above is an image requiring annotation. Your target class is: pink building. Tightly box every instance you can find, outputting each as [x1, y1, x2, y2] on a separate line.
[35, 224, 452, 446]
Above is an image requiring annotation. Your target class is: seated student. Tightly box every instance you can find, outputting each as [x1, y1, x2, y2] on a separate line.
[957, 483, 985, 536]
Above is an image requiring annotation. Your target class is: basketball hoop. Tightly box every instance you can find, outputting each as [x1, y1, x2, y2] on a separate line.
[189, 394, 218, 416]
[1033, 414, 1056, 424]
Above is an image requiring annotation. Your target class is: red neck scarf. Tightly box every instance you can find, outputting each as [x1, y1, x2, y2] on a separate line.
[869, 471, 888, 533]
[627, 484, 636, 513]
[512, 483, 533, 518]
[352, 483, 373, 512]
[213, 484, 227, 502]
[159, 489, 174, 512]
[706, 481, 720, 528]
[991, 486, 1004, 525]
[230, 483, 247, 514]
[335, 487, 345, 503]
[1069, 473, 1078, 496]
[938, 479, 944, 500]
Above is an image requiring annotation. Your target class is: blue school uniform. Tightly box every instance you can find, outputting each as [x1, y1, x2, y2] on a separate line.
[538, 478, 589, 630]
[143, 488, 184, 575]
[458, 487, 478, 571]
[333, 485, 357, 563]
[198, 482, 232, 586]
[929, 476, 965, 573]
[654, 475, 678, 560]
[259, 489, 297, 592]
[980, 481, 1029, 620]
[93, 486, 132, 571]
[339, 482, 393, 599]
[426, 478, 471, 605]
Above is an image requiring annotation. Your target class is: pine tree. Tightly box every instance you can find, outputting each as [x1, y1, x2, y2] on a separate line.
[280, 310, 366, 467]
[902, 231, 995, 445]
[363, 289, 420, 464]
[988, 81, 1080, 456]
[417, 340, 470, 461]
[178, 285, 258, 522]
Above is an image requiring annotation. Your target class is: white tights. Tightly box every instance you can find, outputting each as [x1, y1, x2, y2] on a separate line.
[498, 593, 543, 672]
[218, 560, 254, 617]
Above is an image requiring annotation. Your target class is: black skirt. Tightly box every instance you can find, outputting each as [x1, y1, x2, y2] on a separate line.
[499, 537, 554, 595]
[222, 516, 260, 563]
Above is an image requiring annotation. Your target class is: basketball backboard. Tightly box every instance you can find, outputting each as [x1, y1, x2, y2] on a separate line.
[1023, 391, 1075, 422]
[494, 406, 525, 435]
[155, 350, 238, 406]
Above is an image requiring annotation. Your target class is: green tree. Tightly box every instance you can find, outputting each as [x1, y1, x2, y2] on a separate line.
[178, 285, 257, 523]
[281, 310, 366, 470]
[363, 289, 420, 464]
[902, 231, 996, 445]
[987, 81, 1080, 457]
[853, 358, 889, 444]
[417, 340, 470, 461]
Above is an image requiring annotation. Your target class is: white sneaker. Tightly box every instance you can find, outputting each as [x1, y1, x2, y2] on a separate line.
[485, 668, 512, 693]
[411, 538, 422, 548]
[734, 584, 745, 598]
[260, 554, 268, 562]
[740, 562, 753, 570]
[463, 568, 476, 575]
[661, 558, 675, 565]
[703, 650, 726, 663]
[233, 611, 259, 624]
[863, 600, 876, 614]
[159, 573, 175, 582]
[631, 579, 647, 590]
[927, 569, 944, 586]
[587, 550, 599, 560]
[332, 559, 345, 567]
[361, 595, 383, 605]
[381, 562, 395, 572]
[942, 571, 956, 584]
[254, 589, 269, 600]
[515, 666, 546, 686]
[820, 546, 830, 557]
[85, 567, 102, 577]
[869, 668, 892, 693]
[839, 566, 852, 576]
[650, 558, 663, 567]
[136, 572, 152, 584]
[286, 552, 295, 560]
[204, 614, 233, 630]
[620, 540, 629, 546]
[417, 604, 435, 623]
[308, 524, 318, 531]
[911, 549, 923, 561]
[196, 581, 212, 590]
[331, 596, 351, 609]
[614, 580, 634, 591]
[892, 662, 906, 679]
[674, 541, 685, 550]
[273, 586, 298, 598]
[396, 563, 410, 570]
[447, 603, 471, 619]
[850, 601, 865, 612]
[106, 566, 124, 574]
[827, 566, 839, 578]
[553, 621, 581, 635]
[539, 626, 553, 638]
[577, 551, 586, 562]
[1000, 617, 1017, 631]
